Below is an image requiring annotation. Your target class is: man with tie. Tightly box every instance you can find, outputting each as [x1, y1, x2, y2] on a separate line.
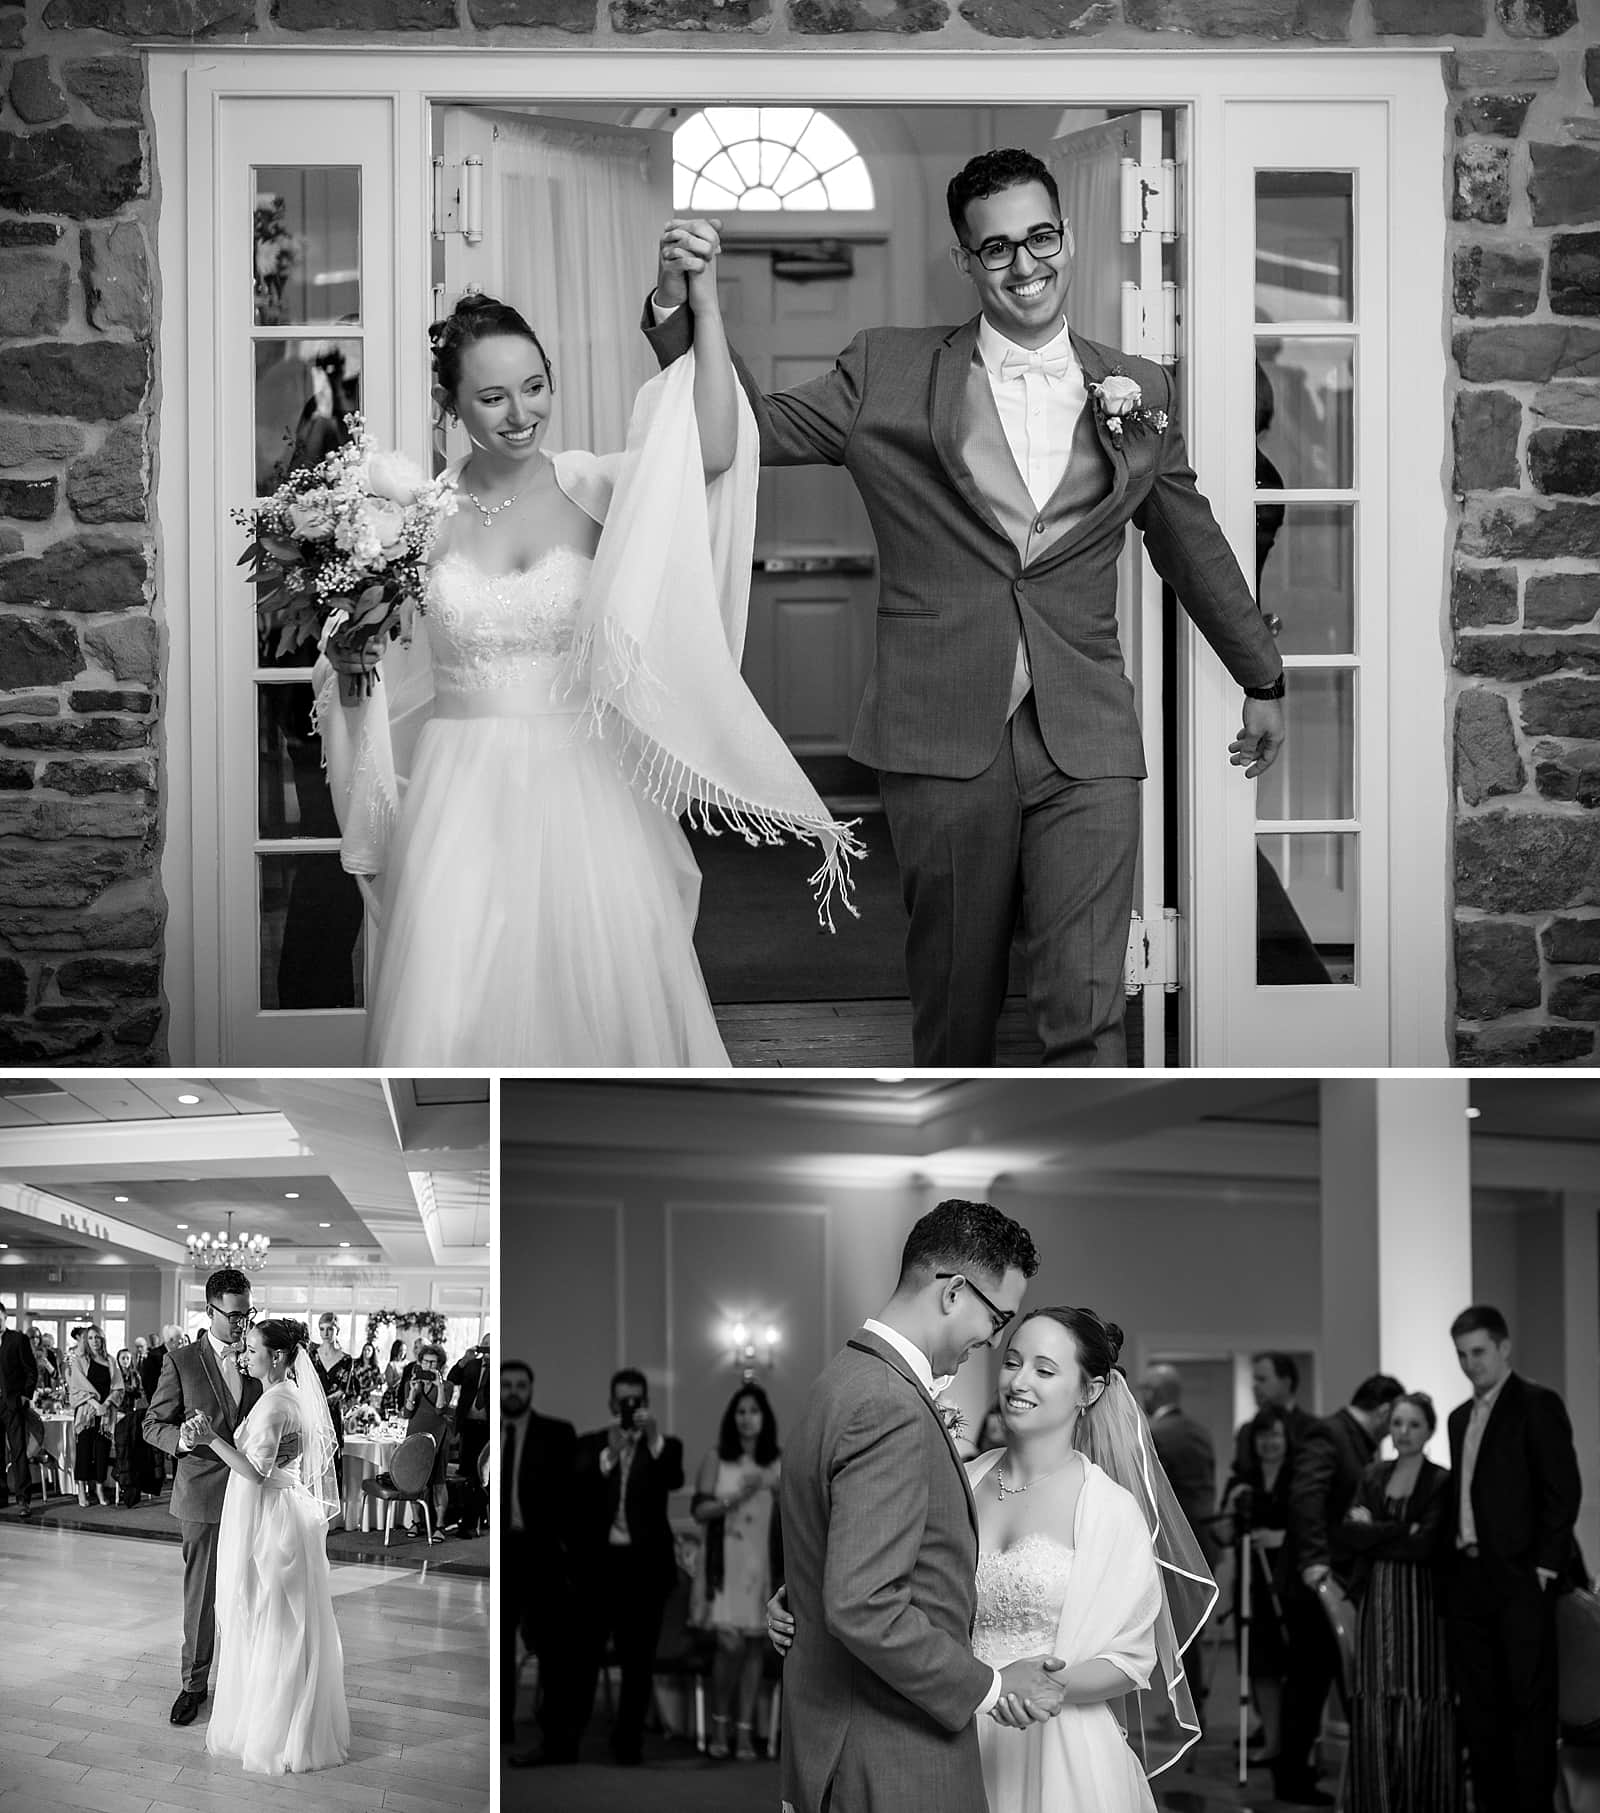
[1, 1299, 40, 1519]
[503, 1361, 581, 1768]
[143, 1267, 261, 1728]
[568, 1369, 685, 1766]
[647, 147, 1285, 1066]
[1445, 1304, 1582, 1813]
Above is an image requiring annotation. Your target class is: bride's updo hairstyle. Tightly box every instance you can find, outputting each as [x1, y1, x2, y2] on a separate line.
[1016, 1306, 1125, 1396]
[429, 293, 554, 404]
[256, 1317, 310, 1356]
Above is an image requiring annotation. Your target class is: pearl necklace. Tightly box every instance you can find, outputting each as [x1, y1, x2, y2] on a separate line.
[996, 1455, 1076, 1499]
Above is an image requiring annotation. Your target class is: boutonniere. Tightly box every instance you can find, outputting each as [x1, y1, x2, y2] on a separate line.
[935, 1396, 967, 1442]
[1090, 370, 1169, 441]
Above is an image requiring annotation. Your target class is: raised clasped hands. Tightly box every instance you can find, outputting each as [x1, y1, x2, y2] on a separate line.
[655, 217, 723, 312]
[991, 1654, 1068, 1727]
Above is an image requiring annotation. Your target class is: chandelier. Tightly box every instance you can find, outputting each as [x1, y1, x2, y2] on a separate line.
[187, 1211, 271, 1273]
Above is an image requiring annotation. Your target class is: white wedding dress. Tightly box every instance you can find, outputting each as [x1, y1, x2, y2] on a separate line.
[206, 1382, 350, 1776]
[969, 1456, 1162, 1813]
[359, 542, 727, 1065]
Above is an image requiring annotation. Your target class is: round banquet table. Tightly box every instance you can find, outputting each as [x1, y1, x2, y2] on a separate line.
[39, 1413, 76, 1494]
[342, 1427, 406, 1530]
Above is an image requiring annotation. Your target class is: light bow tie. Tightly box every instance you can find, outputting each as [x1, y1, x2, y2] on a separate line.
[1000, 346, 1075, 380]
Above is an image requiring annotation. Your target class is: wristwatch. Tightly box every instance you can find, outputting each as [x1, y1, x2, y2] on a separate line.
[1244, 675, 1286, 701]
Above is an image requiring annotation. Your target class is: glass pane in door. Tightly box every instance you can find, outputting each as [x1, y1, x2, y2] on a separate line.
[1257, 833, 1358, 986]
[258, 852, 365, 1011]
[1255, 338, 1355, 489]
[258, 685, 342, 838]
[1255, 173, 1353, 323]
[253, 337, 363, 496]
[1255, 504, 1354, 655]
[252, 166, 362, 327]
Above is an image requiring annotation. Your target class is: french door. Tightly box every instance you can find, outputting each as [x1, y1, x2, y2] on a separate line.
[153, 51, 1446, 1066]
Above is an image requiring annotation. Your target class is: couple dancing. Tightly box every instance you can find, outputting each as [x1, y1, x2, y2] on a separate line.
[769, 1200, 1216, 1813]
[143, 1269, 349, 1777]
[319, 146, 1284, 1067]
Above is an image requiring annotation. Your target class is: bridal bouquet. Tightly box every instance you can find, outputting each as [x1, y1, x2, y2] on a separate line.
[235, 412, 456, 700]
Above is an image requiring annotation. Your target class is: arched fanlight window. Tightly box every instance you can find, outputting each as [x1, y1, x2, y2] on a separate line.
[672, 107, 875, 213]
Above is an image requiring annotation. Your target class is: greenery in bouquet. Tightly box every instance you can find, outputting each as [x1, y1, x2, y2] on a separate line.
[234, 412, 456, 697]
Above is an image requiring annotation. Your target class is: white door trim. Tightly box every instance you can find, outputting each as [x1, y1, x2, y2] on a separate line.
[151, 46, 1449, 1066]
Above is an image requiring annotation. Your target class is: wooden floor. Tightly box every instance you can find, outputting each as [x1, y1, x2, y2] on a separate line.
[0, 1519, 489, 1812]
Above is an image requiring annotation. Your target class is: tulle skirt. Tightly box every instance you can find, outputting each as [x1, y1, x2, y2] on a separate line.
[207, 1469, 350, 1776]
[978, 1702, 1156, 1813]
[364, 703, 729, 1066]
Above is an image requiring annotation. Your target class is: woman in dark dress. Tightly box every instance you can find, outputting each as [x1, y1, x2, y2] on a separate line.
[313, 1313, 355, 1493]
[1342, 1391, 1461, 1813]
[112, 1346, 148, 1507]
[349, 1340, 383, 1405]
[1220, 1404, 1295, 1766]
[68, 1324, 115, 1507]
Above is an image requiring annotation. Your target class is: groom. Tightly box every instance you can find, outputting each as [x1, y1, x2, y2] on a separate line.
[143, 1267, 261, 1727]
[778, 1200, 1063, 1813]
[648, 148, 1285, 1068]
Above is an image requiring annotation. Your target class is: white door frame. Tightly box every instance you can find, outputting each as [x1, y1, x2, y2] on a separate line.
[151, 47, 1449, 1067]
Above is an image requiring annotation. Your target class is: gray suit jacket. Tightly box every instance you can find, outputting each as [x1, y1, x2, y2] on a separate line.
[645, 307, 1281, 781]
[778, 1329, 993, 1813]
[143, 1339, 262, 1526]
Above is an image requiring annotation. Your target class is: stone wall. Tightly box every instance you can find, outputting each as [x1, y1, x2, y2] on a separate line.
[2, 0, 1597, 1065]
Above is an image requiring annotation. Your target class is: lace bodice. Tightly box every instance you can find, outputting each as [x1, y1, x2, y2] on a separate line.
[424, 546, 593, 695]
[973, 1533, 1075, 1667]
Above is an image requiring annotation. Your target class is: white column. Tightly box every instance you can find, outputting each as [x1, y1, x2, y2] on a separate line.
[1320, 1079, 1474, 1459]
[1564, 1193, 1600, 1575]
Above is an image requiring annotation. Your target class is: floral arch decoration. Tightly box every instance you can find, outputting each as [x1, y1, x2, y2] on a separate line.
[365, 1308, 448, 1350]
[672, 107, 875, 214]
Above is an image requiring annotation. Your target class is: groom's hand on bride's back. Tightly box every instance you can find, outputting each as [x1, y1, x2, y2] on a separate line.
[992, 1654, 1068, 1725]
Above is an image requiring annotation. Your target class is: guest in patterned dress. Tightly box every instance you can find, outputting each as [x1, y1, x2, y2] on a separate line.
[692, 1383, 782, 1760]
[1342, 1392, 1461, 1813]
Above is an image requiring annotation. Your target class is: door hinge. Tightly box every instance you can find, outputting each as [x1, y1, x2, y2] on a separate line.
[1124, 907, 1184, 997]
[431, 156, 484, 245]
[1119, 280, 1180, 367]
[1118, 157, 1178, 243]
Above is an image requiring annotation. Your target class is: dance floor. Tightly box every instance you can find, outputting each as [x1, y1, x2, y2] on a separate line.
[0, 1519, 489, 1812]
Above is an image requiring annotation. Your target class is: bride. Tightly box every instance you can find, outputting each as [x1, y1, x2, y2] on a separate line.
[316, 220, 857, 1065]
[186, 1317, 350, 1777]
[772, 1306, 1215, 1812]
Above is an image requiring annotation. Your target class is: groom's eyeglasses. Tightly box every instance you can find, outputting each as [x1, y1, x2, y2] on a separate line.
[210, 1308, 255, 1329]
[936, 1272, 1012, 1340]
[963, 224, 1065, 272]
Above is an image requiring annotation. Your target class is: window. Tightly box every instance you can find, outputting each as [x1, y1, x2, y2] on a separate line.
[672, 108, 873, 213]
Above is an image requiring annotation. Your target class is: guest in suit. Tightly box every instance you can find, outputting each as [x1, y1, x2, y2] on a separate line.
[502, 1361, 582, 1768]
[647, 148, 1284, 1068]
[1343, 1392, 1461, 1813]
[1229, 1351, 1318, 1487]
[566, 1368, 686, 1767]
[1, 1300, 40, 1519]
[445, 1333, 492, 1538]
[1277, 1371, 1404, 1807]
[143, 1267, 262, 1728]
[1444, 1304, 1582, 1813]
[1140, 1362, 1219, 1724]
[68, 1323, 117, 1508]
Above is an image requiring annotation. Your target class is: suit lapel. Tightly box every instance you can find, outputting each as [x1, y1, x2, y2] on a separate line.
[1025, 331, 1131, 575]
[193, 1338, 237, 1438]
[929, 318, 1011, 548]
[847, 1332, 979, 1546]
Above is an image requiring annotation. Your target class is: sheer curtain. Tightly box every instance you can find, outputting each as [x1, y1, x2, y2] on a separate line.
[1047, 116, 1135, 346]
[488, 113, 668, 455]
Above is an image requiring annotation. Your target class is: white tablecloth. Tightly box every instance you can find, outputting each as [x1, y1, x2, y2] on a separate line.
[39, 1413, 75, 1490]
[342, 1429, 406, 1529]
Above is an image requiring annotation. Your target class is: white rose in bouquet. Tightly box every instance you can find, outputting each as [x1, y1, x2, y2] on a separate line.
[286, 494, 336, 540]
[366, 448, 425, 506]
[363, 496, 408, 555]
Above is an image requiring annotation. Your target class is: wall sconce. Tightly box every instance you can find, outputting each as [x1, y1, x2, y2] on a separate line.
[725, 1318, 780, 1381]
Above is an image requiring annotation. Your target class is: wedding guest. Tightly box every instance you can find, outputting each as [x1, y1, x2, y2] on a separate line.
[692, 1383, 783, 1760]
[569, 1369, 685, 1766]
[1277, 1371, 1404, 1807]
[350, 1340, 383, 1404]
[446, 1333, 492, 1538]
[397, 1336, 427, 1408]
[1231, 1351, 1317, 1480]
[1343, 1392, 1460, 1813]
[1140, 1362, 1219, 1724]
[142, 1324, 184, 1488]
[1445, 1305, 1582, 1813]
[112, 1346, 149, 1507]
[504, 1363, 582, 1768]
[383, 1338, 408, 1410]
[313, 1313, 354, 1491]
[1220, 1405, 1295, 1767]
[1, 1300, 40, 1519]
[68, 1323, 118, 1508]
[403, 1344, 447, 1417]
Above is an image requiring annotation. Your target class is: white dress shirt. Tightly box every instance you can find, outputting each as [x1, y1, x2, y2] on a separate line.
[861, 1319, 1002, 1715]
[178, 1328, 240, 1453]
[975, 314, 1086, 718]
[1457, 1372, 1510, 1549]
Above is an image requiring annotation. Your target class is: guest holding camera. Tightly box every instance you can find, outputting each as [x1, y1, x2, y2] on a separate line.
[692, 1383, 783, 1760]
[446, 1333, 492, 1538]
[1342, 1392, 1459, 1813]
[403, 1344, 447, 1416]
[570, 1368, 684, 1766]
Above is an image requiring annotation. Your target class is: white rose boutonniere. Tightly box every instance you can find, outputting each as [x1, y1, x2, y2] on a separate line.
[935, 1396, 967, 1442]
[1090, 369, 1170, 441]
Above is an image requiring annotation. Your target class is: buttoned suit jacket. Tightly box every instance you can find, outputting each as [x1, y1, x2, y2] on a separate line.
[644, 306, 1281, 782]
[0, 1327, 37, 1402]
[1446, 1373, 1581, 1580]
[778, 1328, 994, 1813]
[571, 1424, 685, 1600]
[143, 1338, 262, 1525]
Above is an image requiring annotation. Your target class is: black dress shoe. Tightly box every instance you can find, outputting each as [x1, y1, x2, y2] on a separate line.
[169, 1689, 207, 1726]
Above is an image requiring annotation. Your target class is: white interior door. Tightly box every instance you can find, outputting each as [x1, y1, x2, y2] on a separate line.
[215, 96, 396, 1064]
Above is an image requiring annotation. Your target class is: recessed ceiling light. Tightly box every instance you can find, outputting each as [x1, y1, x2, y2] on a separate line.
[176, 1224, 188, 1230]
[176, 1094, 201, 1105]
[0, 1243, 8, 1250]
[284, 1192, 299, 1200]
[113, 1195, 129, 1203]
[1465, 1107, 1482, 1120]
[319, 1222, 331, 1229]
[339, 1241, 351, 1248]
